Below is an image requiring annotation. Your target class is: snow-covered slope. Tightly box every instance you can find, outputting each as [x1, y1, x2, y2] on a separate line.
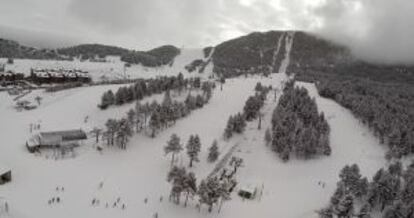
[0, 31, 392, 218]
[0, 71, 390, 218]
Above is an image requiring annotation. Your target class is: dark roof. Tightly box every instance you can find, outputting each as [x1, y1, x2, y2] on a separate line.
[40, 129, 87, 141]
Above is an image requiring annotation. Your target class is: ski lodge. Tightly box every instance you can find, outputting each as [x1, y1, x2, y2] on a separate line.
[26, 129, 87, 153]
[0, 166, 11, 185]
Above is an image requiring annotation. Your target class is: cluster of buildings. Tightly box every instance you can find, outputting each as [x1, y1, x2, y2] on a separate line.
[0, 67, 91, 85]
[30, 69, 91, 84]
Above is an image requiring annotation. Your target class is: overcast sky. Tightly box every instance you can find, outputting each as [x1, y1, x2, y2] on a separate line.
[0, 0, 413, 63]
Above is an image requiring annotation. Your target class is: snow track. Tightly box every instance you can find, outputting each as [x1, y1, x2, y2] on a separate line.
[277, 31, 294, 75]
[270, 33, 285, 74]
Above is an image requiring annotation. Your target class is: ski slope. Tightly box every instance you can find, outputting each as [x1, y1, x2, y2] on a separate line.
[0, 74, 272, 218]
[0, 33, 390, 218]
[0, 73, 389, 218]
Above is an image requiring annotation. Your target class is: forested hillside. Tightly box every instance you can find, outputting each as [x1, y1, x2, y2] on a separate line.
[0, 38, 63, 60]
[120, 45, 180, 67]
[57, 44, 129, 60]
[211, 31, 286, 77]
[0, 38, 180, 67]
[288, 31, 414, 159]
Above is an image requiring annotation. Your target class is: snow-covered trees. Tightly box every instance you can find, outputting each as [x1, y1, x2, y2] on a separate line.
[98, 75, 193, 110]
[91, 127, 102, 143]
[338, 164, 368, 198]
[316, 77, 414, 159]
[183, 172, 197, 207]
[102, 118, 132, 149]
[165, 134, 183, 167]
[321, 161, 414, 218]
[264, 128, 272, 146]
[116, 118, 133, 149]
[98, 90, 115, 109]
[223, 113, 246, 139]
[197, 177, 230, 213]
[223, 83, 269, 139]
[99, 77, 215, 149]
[208, 140, 220, 162]
[167, 166, 187, 204]
[271, 81, 331, 161]
[243, 84, 269, 121]
[186, 135, 201, 167]
[201, 81, 214, 102]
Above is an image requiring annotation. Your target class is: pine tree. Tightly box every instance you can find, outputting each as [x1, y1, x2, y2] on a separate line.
[339, 164, 368, 198]
[264, 128, 272, 146]
[335, 194, 354, 217]
[217, 178, 232, 213]
[91, 127, 102, 143]
[208, 140, 220, 162]
[198, 177, 221, 213]
[193, 77, 201, 89]
[185, 94, 196, 110]
[116, 118, 133, 149]
[255, 82, 263, 92]
[177, 72, 185, 95]
[142, 102, 151, 127]
[186, 135, 201, 167]
[105, 119, 118, 146]
[233, 113, 246, 133]
[383, 201, 406, 218]
[134, 101, 143, 131]
[126, 109, 137, 132]
[195, 94, 205, 108]
[224, 116, 234, 139]
[165, 134, 183, 167]
[149, 107, 161, 137]
[115, 87, 127, 105]
[183, 172, 197, 207]
[201, 81, 213, 102]
[167, 166, 187, 204]
[162, 90, 173, 107]
[99, 90, 115, 109]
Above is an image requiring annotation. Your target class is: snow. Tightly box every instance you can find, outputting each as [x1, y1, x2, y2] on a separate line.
[0, 48, 213, 83]
[0, 36, 390, 218]
[0, 165, 10, 176]
[0, 70, 390, 218]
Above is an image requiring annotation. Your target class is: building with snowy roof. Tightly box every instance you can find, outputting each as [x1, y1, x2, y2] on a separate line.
[26, 129, 87, 153]
[0, 166, 11, 185]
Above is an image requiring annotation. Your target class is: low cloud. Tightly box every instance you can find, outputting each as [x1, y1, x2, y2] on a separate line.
[1, 0, 414, 64]
[311, 0, 414, 64]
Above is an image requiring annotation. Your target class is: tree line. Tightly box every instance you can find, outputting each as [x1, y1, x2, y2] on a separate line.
[96, 80, 215, 149]
[99, 73, 202, 109]
[319, 161, 414, 218]
[223, 82, 270, 139]
[164, 133, 239, 213]
[316, 77, 414, 159]
[270, 81, 331, 161]
[164, 134, 220, 168]
[121, 45, 180, 67]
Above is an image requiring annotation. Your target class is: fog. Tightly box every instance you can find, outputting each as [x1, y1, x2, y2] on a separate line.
[312, 0, 414, 64]
[0, 0, 413, 64]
